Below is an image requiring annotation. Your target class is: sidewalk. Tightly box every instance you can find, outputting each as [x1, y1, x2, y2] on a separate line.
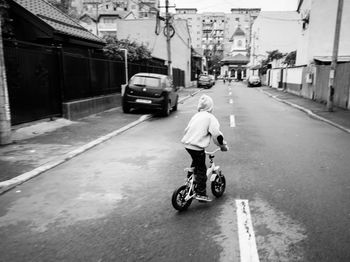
[0, 87, 201, 194]
[260, 86, 350, 133]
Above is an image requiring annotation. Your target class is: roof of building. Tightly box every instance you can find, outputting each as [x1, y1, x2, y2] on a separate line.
[81, 10, 131, 21]
[256, 11, 300, 21]
[233, 27, 245, 36]
[13, 0, 104, 44]
[314, 56, 350, 63]
[175, 8, 198, 11]
[221, 54, 249, 64]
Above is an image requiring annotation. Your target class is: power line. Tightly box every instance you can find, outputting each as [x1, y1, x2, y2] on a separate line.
[258, 15, 301, 21]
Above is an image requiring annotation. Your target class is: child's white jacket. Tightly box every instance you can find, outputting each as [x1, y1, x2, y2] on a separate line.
[181, 111, 222, 151]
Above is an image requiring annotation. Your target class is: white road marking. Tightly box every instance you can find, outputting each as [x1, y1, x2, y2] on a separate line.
[236, 200, 260, 262]
[230, 115, 236, 127]
[229, 92, 232, 96]
[229, 99, 233, 104]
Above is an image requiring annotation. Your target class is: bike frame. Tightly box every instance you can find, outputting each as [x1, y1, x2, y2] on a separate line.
[183, 148, 221, 201]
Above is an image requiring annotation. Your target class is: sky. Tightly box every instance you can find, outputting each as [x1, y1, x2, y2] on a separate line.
[168, 0, 299, 13]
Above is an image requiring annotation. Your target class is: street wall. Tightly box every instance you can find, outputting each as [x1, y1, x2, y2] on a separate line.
[284, 67, 303, 95]
[266, 63, 350, 109]
[269, 68, 281, 88]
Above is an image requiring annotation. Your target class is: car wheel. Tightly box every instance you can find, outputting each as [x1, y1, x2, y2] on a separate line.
[162, 100, 171, 116]
[173, 96, 178, 111]
[122, 99, 131, 113]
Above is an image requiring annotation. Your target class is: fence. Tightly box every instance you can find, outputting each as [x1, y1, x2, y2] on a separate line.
[4, 40, 175, 124]
[4, 41, 62, 125]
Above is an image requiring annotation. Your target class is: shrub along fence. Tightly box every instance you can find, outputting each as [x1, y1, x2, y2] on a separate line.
[4, 39, 184, 124]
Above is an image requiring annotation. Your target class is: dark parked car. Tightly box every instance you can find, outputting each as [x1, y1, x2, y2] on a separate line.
[247, 75, 262, 87]
[198, 75, 212, 89]
[122, 73, 179, 116]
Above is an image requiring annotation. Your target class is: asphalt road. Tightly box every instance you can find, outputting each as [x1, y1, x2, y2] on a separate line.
[0, 81, 349, 262]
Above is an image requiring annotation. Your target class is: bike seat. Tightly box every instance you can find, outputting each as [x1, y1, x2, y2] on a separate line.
[184, 167, 195, 173]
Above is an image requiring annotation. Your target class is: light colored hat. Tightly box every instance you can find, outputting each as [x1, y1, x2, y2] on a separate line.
[197, 94, 214, 112]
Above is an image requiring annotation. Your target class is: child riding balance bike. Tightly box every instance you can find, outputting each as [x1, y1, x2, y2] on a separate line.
[172, 94, 228, 211]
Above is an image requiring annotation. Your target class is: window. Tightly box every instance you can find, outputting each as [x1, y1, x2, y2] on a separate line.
[235, 17, 240, 22]
[103, 18, 116, 23]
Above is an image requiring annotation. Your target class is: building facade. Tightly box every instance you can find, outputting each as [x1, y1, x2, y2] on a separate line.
[250, 11, 300, 67]
[174, 8, 260, 75]
[75, 0, 159, 37]
[296, 0, 350, 65]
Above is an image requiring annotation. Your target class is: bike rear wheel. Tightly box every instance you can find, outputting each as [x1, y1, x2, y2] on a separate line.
[211, 172, 226, 197]
[172, 185, 193, 211]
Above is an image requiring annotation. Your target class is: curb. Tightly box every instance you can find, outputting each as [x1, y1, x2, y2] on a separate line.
[260, 89, 350, 134]
[0, 90, 202, 195]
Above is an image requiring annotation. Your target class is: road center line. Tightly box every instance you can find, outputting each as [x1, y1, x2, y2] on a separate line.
[229, 99, 233, 104]
[230, 115, 236, 127]
[229, 92, 232, 96]
[236, 199, 260, 262]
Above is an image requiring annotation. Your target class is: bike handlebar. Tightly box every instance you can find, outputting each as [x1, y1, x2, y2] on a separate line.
[205, 148, 221, 155]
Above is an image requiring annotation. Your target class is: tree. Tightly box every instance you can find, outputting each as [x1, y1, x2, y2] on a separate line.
[266, 49, 285, 61]
[283, 51, 296, 66]
[260, 49, 285, 74]
[102, 36, 152, 62]
[207, 53, 223, 75]
[0, 0, 13, 38]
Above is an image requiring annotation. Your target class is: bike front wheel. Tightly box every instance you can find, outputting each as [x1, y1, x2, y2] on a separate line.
[211, 172, 226, 197]
[172, 185, 193, 211]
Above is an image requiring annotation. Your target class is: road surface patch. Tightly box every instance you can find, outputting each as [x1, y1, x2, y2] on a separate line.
[230, 115, 236, 127]
[236, 199, 260, 262]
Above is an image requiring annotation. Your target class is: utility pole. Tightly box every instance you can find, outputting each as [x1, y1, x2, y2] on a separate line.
[84, 1, 100, 36]
[0, 18, 12, 145]
[165, 0, 172, 77]
[327, 0, 344, 112]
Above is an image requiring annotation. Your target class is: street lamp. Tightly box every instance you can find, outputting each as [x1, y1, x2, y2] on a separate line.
[120, 48, 128, 96]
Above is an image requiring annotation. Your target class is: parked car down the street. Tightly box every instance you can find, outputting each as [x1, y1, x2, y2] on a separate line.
[122, 73, 179, 116]
[208, 75, 216, 86]
[197, 75, 213, 89]
[247, 75, 262, 87]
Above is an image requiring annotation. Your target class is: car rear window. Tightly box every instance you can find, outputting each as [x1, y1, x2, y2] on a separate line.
[199, 76, 209, 80]
[250, 76, 260, 80]
[130, 76, 161, 88]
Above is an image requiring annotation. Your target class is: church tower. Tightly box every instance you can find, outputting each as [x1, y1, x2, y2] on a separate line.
[230, 26, 247, 56]
[220, 26, 249, 80]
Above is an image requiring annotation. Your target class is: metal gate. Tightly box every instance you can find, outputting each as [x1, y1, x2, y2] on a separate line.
[4, 40, 62, 125]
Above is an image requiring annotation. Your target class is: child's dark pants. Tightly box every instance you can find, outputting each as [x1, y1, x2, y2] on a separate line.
[185, 148, 207, 195]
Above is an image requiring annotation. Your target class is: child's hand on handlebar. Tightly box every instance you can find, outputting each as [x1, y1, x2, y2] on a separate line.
[220, 142, 229, 151]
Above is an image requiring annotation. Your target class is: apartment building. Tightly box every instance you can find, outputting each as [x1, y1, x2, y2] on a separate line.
[175, 8, 259, 53]
[76, 0, 159, 37]
[175, 8, 260, 75]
